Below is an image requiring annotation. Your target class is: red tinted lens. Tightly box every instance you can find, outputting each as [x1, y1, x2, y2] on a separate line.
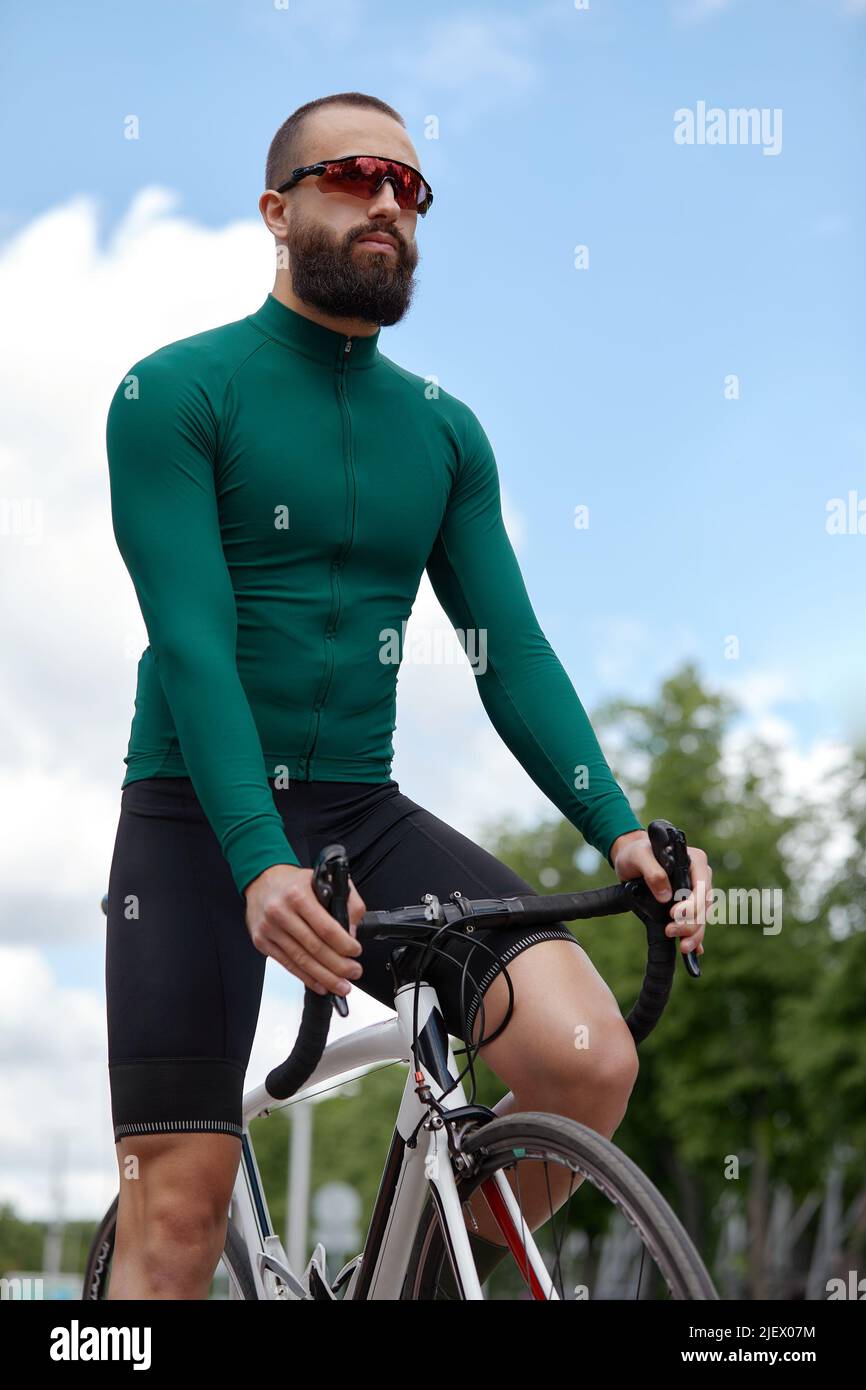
[319, 157, 428, 211]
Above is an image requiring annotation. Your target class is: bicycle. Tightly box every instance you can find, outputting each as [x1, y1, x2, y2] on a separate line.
[84, 819, 718, 1300]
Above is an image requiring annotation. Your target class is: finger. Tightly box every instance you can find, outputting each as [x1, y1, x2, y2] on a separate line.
[669, 894, 696, 927]
[283, 961, 332, 995]
[347, 880, 367, 935]
[291, 892, 363, 957]
[665, 924, 701, 952]
[671, 887, 708, 927]
[688, 889, 707, 925]
[265, 950, 328, 994]
[273, 919, 364, 984]
[267, 938, 355, 996]
[637, 852, 674, 904]
[679, 928, 704, 952]
[687, 848, 712, 900]
[262, 938, 332, 991]
[687, 846, 706, 881]
[666, 916, 703, 941]
[265, 924, 361, 994]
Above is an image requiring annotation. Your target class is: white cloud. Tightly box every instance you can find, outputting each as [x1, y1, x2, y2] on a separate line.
[0, 949, 116, 1221]
[716, 667, 858, 895]
[722, 669, 795, 717]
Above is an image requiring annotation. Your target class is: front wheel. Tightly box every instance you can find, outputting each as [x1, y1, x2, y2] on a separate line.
[401, 1111, 718, 1301]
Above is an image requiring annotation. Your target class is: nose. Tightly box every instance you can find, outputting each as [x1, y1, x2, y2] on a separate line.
[365, 178, 402, 222]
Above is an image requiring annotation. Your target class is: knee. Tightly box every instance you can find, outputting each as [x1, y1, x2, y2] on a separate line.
[580, 1019, 640, 1100]
[138, 1193, 228, 1294]
[538, 1014, 639, 1108]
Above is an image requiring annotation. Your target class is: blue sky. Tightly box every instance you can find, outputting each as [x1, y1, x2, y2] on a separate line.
[0, 0, 863, 1215]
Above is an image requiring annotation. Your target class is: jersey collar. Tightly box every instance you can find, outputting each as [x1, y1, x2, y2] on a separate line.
[248, 293, 381, 369]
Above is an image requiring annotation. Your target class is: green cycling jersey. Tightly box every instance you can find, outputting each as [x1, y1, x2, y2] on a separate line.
[106, 293, 642, 895]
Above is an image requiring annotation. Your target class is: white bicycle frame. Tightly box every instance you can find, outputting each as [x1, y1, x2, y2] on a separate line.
[230, 977, 557, 1300]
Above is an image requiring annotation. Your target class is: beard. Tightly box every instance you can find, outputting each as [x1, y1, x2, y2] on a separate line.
[285, 210, 419, 326]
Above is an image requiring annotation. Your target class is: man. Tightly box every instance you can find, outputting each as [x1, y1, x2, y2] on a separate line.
[105, 91, 709, 1299]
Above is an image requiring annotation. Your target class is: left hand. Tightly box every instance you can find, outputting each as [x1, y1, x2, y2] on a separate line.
[609, 829, 711, 957]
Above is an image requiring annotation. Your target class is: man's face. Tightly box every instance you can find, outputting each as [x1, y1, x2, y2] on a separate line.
[280, 107, 422, 327]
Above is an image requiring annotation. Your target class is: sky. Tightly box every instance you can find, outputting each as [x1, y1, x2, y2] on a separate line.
[0, 0, 863, 1219]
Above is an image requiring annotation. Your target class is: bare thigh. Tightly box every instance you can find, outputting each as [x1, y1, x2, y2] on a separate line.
[113, 1131, 242, 1262]
[470, 938, 639, 1115]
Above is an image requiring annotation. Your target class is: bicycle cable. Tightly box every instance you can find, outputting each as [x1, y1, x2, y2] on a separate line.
[403, 922, 519, 1108]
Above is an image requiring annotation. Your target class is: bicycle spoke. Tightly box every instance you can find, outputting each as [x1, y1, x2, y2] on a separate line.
[544, 1159, 577, 1300]
[635, 1240, 648, 1300]
[510, 1160, 535, 1298]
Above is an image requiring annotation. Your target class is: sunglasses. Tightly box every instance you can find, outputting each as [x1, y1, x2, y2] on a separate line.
[276, 154, 434, 217]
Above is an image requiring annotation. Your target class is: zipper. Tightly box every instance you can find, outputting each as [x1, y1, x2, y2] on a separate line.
[297, 337, 357, 779]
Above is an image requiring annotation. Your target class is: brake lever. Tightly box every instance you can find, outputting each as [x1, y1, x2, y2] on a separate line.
[312, 844, 353, 1017]
[649, 819, 701, 979]
[623, 820, 701, 979]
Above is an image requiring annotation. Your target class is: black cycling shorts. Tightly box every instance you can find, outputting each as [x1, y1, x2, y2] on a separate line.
[105, 776, 582, 1143]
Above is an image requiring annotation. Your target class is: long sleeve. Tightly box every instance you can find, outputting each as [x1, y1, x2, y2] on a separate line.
[426, 414, 643, 865]
[106, 355, 300, 894]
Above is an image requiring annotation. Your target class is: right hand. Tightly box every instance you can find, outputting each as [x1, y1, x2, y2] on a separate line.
[244, 863, 366, 997]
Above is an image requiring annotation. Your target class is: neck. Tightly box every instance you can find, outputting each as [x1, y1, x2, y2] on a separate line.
[271, 270, 380, 340]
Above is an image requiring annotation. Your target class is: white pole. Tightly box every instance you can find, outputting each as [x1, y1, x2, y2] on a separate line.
[43, 1133, 66, 1277]
[287, 1101, 313, 1273]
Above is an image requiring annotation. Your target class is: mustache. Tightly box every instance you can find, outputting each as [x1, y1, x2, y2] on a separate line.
[348, 226, 407, 252]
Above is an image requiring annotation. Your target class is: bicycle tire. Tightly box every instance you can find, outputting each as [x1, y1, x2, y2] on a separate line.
[221, 1219, 258, 1300]
[81, 1197, 257, 1301]
[81, 1195, 117, 1300]
[401, 1111, 718, 1301]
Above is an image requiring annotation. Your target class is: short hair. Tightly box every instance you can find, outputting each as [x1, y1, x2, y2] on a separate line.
[265, 92, 407, 192]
